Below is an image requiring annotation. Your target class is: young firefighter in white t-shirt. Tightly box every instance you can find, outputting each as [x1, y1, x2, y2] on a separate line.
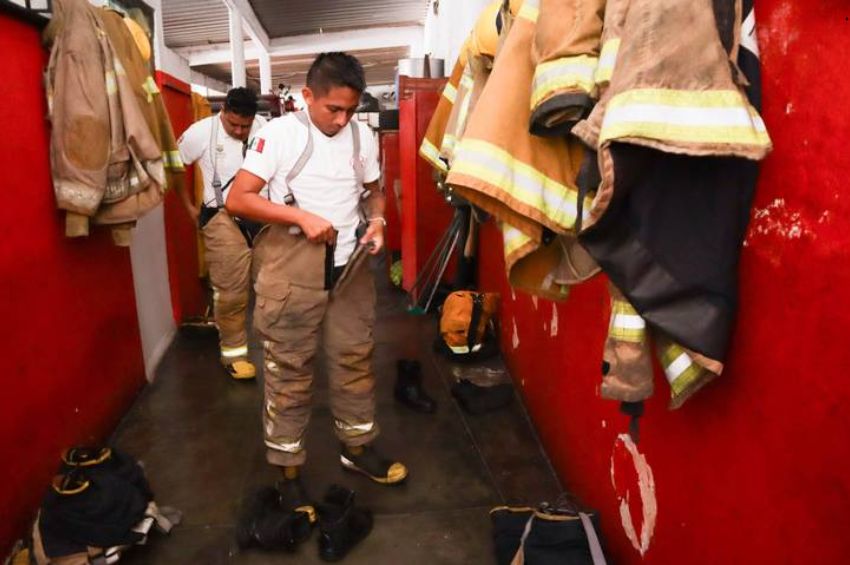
[176, 88, 267, 380]
[227, 53, 407, 510]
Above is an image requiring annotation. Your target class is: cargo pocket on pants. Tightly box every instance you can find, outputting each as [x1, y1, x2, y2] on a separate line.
[254, 279, 292, 337]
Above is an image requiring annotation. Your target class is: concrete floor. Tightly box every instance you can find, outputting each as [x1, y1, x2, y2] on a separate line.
[114, 271, 561, 564]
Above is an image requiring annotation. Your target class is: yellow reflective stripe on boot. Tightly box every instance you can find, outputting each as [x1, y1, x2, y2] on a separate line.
[531, 55, 599, 110]
[608, 299, 646, 343]
[221, 345, 249, 358]
[659, 343, 703, 396]
[452, 139, 592, 230]
[594, 38, 621, 86]
[419, 138, 448, 172]
[600, 88, 772, 149]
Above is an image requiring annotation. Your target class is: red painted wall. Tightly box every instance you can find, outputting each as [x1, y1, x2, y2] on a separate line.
[398, 77, 454, 292]
[477, 3, 850, 563]
[0, 13, 145, 554]
[156, 72, 205, 322]
[380, 131, 403, 254]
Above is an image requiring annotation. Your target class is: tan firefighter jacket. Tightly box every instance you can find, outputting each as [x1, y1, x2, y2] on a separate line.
[45, 0, 182, 245]
[575, 0, 772, 408]
[446, 0, 599, 301]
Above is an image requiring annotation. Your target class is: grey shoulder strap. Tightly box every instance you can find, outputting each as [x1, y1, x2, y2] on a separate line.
[284, 111, 314, 202]
[350, 120, 364, 186]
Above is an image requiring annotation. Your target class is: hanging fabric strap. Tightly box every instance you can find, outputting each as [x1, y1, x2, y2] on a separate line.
[467, 293, 485, 351]
[579, 512, 607, 565]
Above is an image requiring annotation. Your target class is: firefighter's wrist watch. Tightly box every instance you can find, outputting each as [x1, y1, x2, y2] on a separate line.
[367, 216, 386, 227]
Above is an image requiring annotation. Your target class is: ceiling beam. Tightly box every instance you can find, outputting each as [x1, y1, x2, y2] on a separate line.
[176, 25, 423, 67]
[220, 0, 270, 48]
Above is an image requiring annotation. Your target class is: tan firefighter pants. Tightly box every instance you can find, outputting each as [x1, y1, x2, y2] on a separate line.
[253, 225, 378, 467]
[201, 210, 252, 364]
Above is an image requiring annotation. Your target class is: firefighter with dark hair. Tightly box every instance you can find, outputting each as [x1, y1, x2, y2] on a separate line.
[227, 52, 407, 515]
[177, 87, 266, 380]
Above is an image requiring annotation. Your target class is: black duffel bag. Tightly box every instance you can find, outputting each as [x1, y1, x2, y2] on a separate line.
[490, 500, 607, 565]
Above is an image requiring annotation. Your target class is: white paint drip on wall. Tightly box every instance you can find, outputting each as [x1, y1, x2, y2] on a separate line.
[611, 433, 658, 557]
[550, 305, 559, 337]
[512, 319, 520, 350]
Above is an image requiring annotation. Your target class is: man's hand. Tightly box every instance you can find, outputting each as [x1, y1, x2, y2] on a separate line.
[360, 220, 385, 255]
[187, 204, 201, 224]
[297, 210, 336, 244]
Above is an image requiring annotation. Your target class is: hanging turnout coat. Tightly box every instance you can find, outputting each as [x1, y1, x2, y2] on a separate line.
[446, 0, 599, 301]
[574, 0, 771, 408]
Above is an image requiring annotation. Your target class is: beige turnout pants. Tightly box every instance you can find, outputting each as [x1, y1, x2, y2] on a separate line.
[201, 211, 252, 364]
[253, 225, 378, 467]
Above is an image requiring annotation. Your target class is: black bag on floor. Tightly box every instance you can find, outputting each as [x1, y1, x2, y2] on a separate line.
[491, 502, 607, 565]
[33, 447, 180, 565]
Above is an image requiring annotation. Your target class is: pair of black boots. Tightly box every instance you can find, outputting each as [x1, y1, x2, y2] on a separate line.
[237, 481, 372, 562]
[395, 359, 437, 413]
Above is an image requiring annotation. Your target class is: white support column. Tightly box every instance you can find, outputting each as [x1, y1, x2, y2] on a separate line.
[228, 6, 246, 88]
[258, 48, 272, 94]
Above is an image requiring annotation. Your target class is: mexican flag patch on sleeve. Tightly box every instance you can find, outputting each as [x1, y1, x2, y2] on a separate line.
[248, 137, 266, 153]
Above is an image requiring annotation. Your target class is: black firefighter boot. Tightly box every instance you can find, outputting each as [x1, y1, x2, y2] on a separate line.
[317, 485, 373, 562]
[394, 359, 437, 413]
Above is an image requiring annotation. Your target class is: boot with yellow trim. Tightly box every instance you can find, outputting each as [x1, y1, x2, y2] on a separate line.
[276, 466, 316, 543]
[224, 360, 256, 380]
[340, 444, 408, 485]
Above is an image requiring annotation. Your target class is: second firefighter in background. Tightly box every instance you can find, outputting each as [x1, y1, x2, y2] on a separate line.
[176, 88, 266, 380]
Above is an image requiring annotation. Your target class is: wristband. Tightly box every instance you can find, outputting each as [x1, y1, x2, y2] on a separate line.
[367, 217, 387, 227]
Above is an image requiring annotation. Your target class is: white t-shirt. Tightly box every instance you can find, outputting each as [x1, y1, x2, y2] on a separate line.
[241, 113, 381, 266]
[177, 114, 268, 206]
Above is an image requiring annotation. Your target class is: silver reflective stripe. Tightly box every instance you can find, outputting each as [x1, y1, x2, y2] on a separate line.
[448, 343, 483, 354]
[221, 345, 248, 358]
[664, 352, 693, 384]
[335, 420, 375, 433]
[265, 439, 303, 453]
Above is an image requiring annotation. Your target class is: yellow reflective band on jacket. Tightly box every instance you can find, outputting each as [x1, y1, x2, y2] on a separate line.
[503, 224, 531, 257]
[163, 150, 184, 170]
[531, 55, 598, 110]
[142, 76, 160, 103]
[518, 0, 538, 22]
[660, 343, 703, 396]
[608, 299, 646, 343]
[452, 139, 591, 231]
[221, 344, 248, 358]
[600, 88, 772, 148]
[594, 38, 620, 85]
[419, 138, 448, 172]
[442, 82, 457, 104]
[442, 133, 458, 155]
